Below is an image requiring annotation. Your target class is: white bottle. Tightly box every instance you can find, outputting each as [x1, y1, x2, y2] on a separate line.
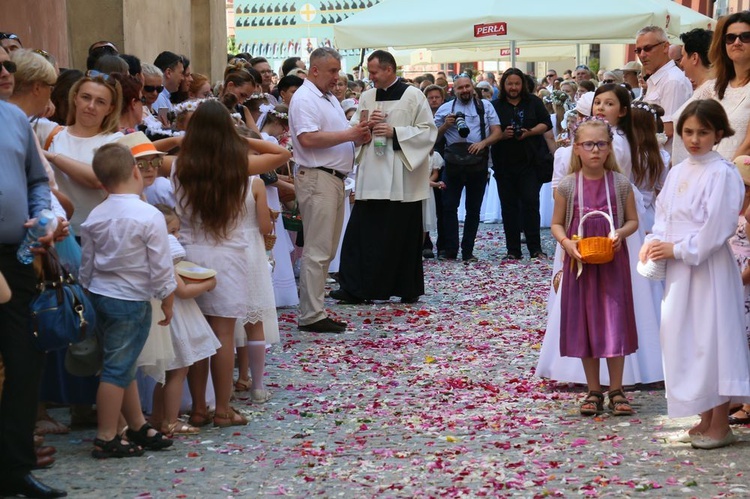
[373, 102, 386, 156]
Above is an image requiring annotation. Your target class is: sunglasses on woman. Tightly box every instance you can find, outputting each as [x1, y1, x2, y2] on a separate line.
[725, 32, 750, 44]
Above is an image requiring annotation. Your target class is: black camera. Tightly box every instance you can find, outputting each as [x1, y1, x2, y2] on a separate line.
[455, 112, 470, 138]
[513, 122, 523, 138]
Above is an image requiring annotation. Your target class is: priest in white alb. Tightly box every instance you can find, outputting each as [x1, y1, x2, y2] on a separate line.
[330, 50, 437, 304]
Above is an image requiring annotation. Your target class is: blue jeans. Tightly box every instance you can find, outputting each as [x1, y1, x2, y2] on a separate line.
[89, 294, 151, 388]
[441, 166, 488, 257]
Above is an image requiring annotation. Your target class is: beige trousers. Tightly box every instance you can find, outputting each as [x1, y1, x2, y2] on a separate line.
[295, 168, 346, 326]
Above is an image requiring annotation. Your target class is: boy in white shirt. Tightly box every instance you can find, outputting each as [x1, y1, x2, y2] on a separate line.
[79, 143, 177, 459]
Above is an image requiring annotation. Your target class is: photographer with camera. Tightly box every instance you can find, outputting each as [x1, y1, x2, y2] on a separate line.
[434, 73, 502, 262]
[491, 68, 552, 260]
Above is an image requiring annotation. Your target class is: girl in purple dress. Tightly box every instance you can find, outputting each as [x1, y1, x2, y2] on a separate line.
[550, 117, 639, 416]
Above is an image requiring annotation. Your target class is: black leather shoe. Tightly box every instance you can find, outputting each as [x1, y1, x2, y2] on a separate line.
[530, 251, 548, 259]
[329, 288, 364, 304]
[400, 296, 419, 304]
[422, 249, 435, 259]
[502, 253, 522, 261]
[298, 317, 346, 333]
[330, 317, 348, 327]
[0, 473, 67, 498]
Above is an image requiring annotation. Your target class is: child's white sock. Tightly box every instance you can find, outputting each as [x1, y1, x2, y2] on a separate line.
[246, 340, 266, 390]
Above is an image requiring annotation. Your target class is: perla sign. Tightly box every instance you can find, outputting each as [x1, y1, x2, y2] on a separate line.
[474, 22, 507, 38]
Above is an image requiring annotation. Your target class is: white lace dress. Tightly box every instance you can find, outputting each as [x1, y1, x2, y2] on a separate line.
[167, 235, 222, 370]
[716, 83, 750, 161]
[241, 177, 279, 344]
[173, 167, 254, 319]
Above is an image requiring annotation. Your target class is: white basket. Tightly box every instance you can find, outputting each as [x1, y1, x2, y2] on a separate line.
[636, 259, 666, 281]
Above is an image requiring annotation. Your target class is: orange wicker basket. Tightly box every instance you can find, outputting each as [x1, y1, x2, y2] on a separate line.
[576, 210, 615, 264]
[264, 209, 280, 251]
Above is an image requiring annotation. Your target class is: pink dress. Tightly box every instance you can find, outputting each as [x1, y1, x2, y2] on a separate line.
[559, 171, 638, 358]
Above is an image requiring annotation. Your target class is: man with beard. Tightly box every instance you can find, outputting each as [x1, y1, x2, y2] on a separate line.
[434, 73, 501, 262]
[330, 50, 436, 304]
[490, 68, 552, 260]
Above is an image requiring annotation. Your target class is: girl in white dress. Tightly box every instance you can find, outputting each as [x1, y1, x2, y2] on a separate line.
[538, 86, 664, 386]
[641, 99, 750, 449]
[423, 150, 444, 235]
[173, 100, 291, 428]
[149, 207, 221, 436]
[233, 175, 279, 404]
[257, 107, 299, 308]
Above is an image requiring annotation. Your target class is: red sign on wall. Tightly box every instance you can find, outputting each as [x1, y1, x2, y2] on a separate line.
[474, 22, 507, 38]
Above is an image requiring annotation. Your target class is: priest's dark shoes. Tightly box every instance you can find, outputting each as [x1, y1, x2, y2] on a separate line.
[0, 473, 67, 498]
[329, 288, 364, 304]
[298, 317, 346, 333]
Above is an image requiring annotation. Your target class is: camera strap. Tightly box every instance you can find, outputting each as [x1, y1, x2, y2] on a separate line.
[451, 98, 486, 142]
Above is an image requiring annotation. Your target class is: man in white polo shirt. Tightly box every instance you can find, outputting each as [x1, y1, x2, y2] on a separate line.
[635, 25, 692, 149]
[289, 47, 370, 333]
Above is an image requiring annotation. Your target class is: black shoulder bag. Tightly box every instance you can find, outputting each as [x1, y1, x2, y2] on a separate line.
[443, 99, 489, 174]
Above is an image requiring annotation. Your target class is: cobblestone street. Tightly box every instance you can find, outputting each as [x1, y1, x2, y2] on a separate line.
[39, 226, 750, 498]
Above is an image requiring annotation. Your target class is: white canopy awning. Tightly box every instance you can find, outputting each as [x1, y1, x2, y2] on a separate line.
[334, 0, 684, 50]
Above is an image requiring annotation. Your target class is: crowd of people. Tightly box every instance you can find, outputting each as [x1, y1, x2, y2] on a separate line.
[2, 10, 750, 497]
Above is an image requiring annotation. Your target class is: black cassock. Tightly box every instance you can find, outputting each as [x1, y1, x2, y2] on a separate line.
[338, 81, 425, 300]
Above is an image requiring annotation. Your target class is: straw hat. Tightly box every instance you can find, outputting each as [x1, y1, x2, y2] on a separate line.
[286, 67, 307, 77]
[618, 61, 642, 73]
[116, 131, 166, 158]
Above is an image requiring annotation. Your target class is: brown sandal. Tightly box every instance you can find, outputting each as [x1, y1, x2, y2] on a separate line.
[608, 389, 633, 416]
[580, 390, 605, 416]
[187, 412, 213, 428]
[162, 421, 200, 436]
[234, 378, 252, 392]
[213, 407, 248, 428]
[35, 413, 70, 435]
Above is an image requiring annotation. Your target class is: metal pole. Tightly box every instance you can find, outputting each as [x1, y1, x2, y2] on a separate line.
[576, 43, 581, 66]
[510, 40, 516, 68]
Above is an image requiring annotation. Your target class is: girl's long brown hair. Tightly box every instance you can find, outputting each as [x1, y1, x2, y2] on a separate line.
[709, 11, 750, 100]
[630, 103, 665, 191]
[176, 100, 249, 241]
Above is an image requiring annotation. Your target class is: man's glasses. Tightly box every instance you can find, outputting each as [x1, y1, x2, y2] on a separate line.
[1, 60, 17, 74]
[136, 157, 163, 171]
[601, 79, 615, 84]
[634, 41, 666, 55]
[725, 31, 750, 44]
[577, 140, 609, 151]
[546, 74, 556, 78]
[143, 85, 164, 93]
